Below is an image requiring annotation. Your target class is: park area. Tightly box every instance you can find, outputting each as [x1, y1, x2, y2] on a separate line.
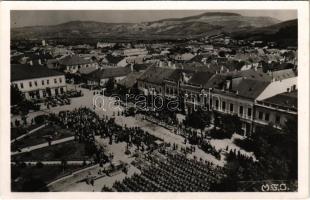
[11, 163, 88, 192]
[11, 124, 74, 151]
[12, 140, 92, 162]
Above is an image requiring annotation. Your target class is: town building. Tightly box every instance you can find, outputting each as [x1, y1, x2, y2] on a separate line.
[59, 55, 98, 74]
[254, 90, 297, 129]
[11, 64, 67, 100]
[123, 48, 148, 57]
[84, 66, 132, 87]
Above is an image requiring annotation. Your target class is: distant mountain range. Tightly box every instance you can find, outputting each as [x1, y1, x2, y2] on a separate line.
[11, 12, 296, 43]
[231, 19, 297, 46]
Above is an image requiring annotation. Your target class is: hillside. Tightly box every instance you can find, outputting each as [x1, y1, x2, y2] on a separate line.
[11, 12, 281, 40]
[231, 19, 297, 46]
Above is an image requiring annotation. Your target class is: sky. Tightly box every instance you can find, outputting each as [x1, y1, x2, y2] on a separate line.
[11, 10, 297, 28]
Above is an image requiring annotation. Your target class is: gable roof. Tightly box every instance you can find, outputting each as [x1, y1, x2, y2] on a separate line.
[11, 64, 64, 82]
[79, 66, 98, 75]
[262, 90, 297, 109]
[138, 66, 175, 85]
[59, 55, 94, 66]
[105, 54, 125, 64]
[224, 69, 272, 82]
[269, 68, 297, 81]
[232, 79, 270, 99]
[117, 72, 143, 88]
[85, 67, 131, 81]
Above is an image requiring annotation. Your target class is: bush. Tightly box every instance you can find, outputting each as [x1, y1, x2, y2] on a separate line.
[34, 115, 48, 124]
[209, 128, 232, 139]
[233, 138, 255, 152]
[36, 162, 44, 168]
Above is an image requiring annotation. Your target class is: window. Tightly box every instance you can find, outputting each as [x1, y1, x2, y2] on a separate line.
[230, 103, 234, 112]
[43, 90, 46, 97]
[54, 78, 57, 84]
[239, 106, 243, 116]
[247, 108, 252, 117]
[60, 87, 64, 94]
[20, 82, 24, 89]
[215, 100, 219, 109]
[29, 81, 32, 87]
[47, 80, 49, 85]
[265, 113, 270, 121]
[34, 81, 38, 87]
[275, 115, 280, 124]
[59, 77, 62, 83]
[258, 111, 263, 120]
[41, 80, 45, 85]
[222, 101, 226, 111]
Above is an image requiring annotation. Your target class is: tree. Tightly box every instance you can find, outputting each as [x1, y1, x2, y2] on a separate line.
[11, 84, 24, 105]
[218, 51, 226, 57]
[184, 109, 211, 131]
[105, 77, 115, 94]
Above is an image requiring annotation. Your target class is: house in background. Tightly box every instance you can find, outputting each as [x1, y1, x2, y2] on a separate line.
[59, 55, 98, 74]
[84, 66, 132, 87]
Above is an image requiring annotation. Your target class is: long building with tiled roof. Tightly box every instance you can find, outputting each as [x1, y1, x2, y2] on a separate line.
[59, 55, 98, 74]
[11, 64, 67, 100]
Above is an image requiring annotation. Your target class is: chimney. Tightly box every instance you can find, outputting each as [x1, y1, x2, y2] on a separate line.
[226, 80, 231, 90]
[130, 63, 134, 72]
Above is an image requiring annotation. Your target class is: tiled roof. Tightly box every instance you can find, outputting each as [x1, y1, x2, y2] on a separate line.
[59, 55, 94, 66]
[225, 69, 272, 82]
[85, 67, 131, 81]
[204, 74, 228, 89]
[105, 54, 125, 64]
[189, 71, 214, 86]
[79, 66, 98, 75]
[138, 67, 175, 85]
[232, 79, 270, 99]
[262, 90, 297, 109]
[11, 64, 64, 82]
[269, 69, 297, 81]
[117, 72, 143, 88]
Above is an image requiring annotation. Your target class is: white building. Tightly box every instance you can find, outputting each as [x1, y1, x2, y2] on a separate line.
[11, 64, 67, 100]
[124, 48, 148, 57]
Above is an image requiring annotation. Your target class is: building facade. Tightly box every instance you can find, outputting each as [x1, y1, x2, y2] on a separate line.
[11, 64, 67, 100]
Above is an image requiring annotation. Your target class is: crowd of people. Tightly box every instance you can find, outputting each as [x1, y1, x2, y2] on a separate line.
[113, 152, 225, 192]
[47, 107, 161, 162]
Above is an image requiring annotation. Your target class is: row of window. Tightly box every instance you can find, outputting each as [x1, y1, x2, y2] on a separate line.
[19, 77, 63, 89]
[28, 87, 65, 99]
[212, 99, 252, 118]
[258, 111, 281, 124]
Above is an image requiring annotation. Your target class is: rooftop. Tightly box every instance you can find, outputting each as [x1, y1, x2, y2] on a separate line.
[59, 55, 94, 66]
[11, 64, 64, 82]
[85, 67, 132, 81]
[117, 72, 143, 88]
[262, 90, 297, 109]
